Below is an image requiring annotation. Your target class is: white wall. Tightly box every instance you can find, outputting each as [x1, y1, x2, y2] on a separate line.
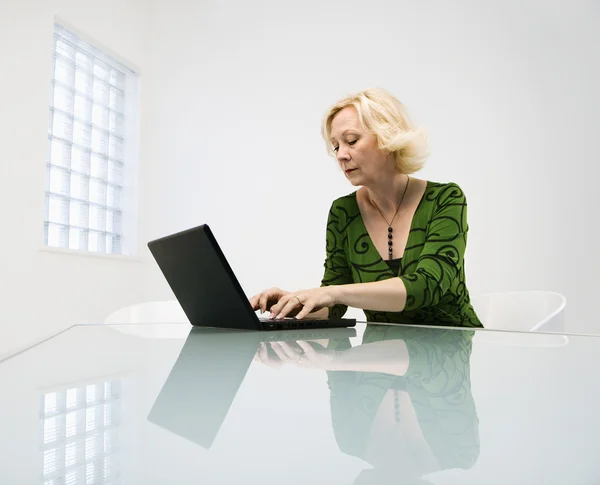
[0, 0, 153, 360]
[2, 0, 598, 359]
[140, 0, 600, 333]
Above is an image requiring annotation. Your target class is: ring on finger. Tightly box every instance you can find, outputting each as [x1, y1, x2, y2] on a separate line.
[293, 296, 302, 305]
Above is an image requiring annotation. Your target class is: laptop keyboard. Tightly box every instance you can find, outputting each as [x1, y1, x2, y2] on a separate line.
[258, 316, 327, 330]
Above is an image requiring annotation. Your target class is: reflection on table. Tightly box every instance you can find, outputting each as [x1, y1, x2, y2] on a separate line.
[149, 323, 479, 484]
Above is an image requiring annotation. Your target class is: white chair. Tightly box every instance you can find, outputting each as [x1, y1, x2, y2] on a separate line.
[470, 291, 567, 333]
[104, 300, 189, 324]
[344, 307, 366, 321]
[103, 300, 190, 339]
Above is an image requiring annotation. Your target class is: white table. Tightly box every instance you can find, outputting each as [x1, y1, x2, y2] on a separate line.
[0, 318, 598, 485]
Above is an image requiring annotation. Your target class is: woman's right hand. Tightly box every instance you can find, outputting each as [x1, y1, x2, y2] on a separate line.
[249, 287, 290, 314]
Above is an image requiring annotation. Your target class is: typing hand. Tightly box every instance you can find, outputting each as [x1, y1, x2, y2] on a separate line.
[268, 286, 337, 320]
[249, 287, 290, 314]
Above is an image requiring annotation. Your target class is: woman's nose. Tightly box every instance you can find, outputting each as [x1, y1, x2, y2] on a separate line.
[336, 146, 350, 162]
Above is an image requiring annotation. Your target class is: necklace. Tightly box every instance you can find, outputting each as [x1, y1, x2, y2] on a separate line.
[369, 175, 410, 261]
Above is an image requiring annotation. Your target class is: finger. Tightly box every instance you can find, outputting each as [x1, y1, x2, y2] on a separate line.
[274, 297, 300, 320]
[259, 342, 281, 369]
[258, 292, 270, 313]
[295, 300, 316, 320]
[260, 289, 279, 313]
[270, 294, 291, 318]
[276, 341, 303, 360]
[297, 340, 319, 358]
[249, 294, 259, 310]
[269, 342, 293, 362]
[261, 288, 286, 314]
[258, 342, 269, 361]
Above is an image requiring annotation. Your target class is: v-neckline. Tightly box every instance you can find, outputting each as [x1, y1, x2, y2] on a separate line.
[353, 181, 431, 273]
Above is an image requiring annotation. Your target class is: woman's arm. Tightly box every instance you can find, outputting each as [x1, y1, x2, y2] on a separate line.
[330, 278, 408, 312]
[319, 200, 354, 319]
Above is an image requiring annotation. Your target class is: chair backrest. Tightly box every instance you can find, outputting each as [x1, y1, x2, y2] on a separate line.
[103, 300, 190, 339]
[104, 300, 189, 325]
[344, 307, 366, 321]
[470, 291, 567, 332]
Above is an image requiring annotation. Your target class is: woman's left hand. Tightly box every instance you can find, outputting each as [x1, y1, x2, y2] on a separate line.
[269, 286, 339, 320]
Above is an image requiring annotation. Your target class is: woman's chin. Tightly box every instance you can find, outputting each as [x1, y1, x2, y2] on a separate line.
[346, 177, 362, 186]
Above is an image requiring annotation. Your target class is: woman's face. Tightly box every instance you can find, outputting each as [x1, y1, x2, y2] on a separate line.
[329, 106, 395, 187]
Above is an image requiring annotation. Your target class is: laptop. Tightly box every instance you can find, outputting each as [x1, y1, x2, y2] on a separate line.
[147, 325, 356, 448]
[147, 224, 356, 331]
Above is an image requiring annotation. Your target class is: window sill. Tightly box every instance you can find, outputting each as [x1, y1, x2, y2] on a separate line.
[38, 245, 144, 263]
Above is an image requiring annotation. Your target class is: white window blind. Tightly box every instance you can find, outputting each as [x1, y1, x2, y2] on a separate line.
[45, 23, 139, 255]
[41, 381, 122, 485]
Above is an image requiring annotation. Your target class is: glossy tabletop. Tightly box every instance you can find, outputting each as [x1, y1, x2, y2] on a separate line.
[1, 321, 599, 485]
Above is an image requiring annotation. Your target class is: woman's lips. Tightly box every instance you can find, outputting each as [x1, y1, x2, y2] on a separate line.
[345, 169, 357, 174]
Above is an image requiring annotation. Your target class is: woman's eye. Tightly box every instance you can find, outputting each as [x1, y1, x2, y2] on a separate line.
[348, 140, 357, 146]
[333, 146, 339, 152]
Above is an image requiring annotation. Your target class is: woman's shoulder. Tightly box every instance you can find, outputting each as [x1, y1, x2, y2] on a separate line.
[423, 179, 464, 191]
[421, 180, 468, 206]
[329, 191, 359, 211]
[325, 192, 361, 230]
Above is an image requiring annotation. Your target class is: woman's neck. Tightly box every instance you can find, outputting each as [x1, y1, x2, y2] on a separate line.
[365, 173, 410, 215]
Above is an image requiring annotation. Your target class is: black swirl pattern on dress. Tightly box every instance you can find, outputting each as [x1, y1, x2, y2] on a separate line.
[335, 205, 361, 233]
[426, 217, 464, 242]
[354, 233, 372, 255]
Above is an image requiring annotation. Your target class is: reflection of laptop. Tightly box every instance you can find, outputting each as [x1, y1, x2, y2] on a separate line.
[147, 224, 356, 331]
[147, 326, 356, 448]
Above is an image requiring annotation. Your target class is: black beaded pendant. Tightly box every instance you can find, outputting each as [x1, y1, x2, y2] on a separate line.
[369, 175, 411, 262]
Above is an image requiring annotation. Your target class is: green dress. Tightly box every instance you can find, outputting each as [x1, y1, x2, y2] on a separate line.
[321, 181, 482, 327]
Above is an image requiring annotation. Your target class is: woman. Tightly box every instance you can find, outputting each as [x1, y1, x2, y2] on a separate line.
[250, 88, 482, 327]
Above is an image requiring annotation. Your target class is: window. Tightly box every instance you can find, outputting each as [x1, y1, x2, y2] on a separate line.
[40, 381, 122, 485]
[45, 22, 139, 255]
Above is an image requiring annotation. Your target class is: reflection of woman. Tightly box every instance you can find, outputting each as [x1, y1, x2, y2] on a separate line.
[258, 325, 480, 484]
[328, 325, 480, 484]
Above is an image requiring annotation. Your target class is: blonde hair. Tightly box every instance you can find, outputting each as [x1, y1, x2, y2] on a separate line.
[321, 88, 429, 174]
